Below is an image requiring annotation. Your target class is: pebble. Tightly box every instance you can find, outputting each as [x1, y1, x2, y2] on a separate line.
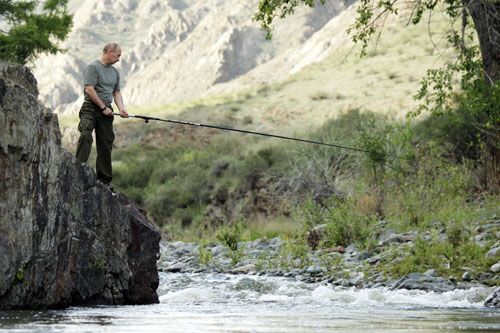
[490, 262, 500, 273]
[165, 262, 186, 273]
[306, 265, 324, 275]
[232, 264, 256, 274]
[486, 246, 500, 258]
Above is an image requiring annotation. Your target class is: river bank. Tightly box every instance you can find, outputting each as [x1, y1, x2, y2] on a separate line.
[158, 224, 500, 294]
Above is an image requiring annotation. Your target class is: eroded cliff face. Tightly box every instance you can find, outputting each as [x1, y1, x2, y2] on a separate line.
[0, 62, 161, 309]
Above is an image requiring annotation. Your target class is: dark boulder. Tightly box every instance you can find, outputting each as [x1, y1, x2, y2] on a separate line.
[391, 273, 457, 293]
[0, 62, 161, 309]
[484, 288, 500, 308]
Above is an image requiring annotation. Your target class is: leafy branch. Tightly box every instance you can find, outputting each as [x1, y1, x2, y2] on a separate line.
[0, 0, 72, 64]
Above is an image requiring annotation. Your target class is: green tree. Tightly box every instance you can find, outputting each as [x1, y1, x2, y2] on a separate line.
[0, 0, 72, 64]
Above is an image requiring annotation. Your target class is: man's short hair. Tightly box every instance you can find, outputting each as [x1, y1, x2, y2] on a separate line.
[103, 43, 120, 53]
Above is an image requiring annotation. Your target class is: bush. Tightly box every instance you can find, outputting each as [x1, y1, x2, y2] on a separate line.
[197, 243, 214, 266]
[415, 80, 500, 191]
[216, 222, 244, 265]
[385, 235, 492, 278]
[276, 237, 310, 269]
[216, 222, 243, 251]
[323, 197, 375, 247]
[297, 196, 376, 248]
[273, 121, 356, 202]
[383, 144, 474, 230]
[310, 91, 331, 101]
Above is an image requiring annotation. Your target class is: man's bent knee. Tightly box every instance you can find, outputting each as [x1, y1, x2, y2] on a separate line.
[78, 131, 94, 144]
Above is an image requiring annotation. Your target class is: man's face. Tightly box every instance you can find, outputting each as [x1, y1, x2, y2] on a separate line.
[107, 48, 121, 64]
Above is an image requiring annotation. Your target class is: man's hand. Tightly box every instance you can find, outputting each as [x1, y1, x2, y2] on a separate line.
[113, 90, 128, 118]
[119, 109, 129, 118]
[102, 107, 113, 117]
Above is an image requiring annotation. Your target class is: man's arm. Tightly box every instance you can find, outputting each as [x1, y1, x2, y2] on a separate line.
[85, 85, 113, 116]
[113, 90, 129, 118]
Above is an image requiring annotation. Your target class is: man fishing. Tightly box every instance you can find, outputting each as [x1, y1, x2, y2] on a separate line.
[76, 42, 128, 190]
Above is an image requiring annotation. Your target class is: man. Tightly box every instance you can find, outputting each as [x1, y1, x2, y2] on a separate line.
[76, 42, 128, 189]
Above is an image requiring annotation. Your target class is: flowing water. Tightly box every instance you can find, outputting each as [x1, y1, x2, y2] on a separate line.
[1, 272, 499, 332]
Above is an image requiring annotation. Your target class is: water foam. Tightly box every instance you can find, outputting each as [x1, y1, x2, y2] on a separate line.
[158, 272, 494, 310]
[159, 287, 221, 303]
[308, 285, 491, 308]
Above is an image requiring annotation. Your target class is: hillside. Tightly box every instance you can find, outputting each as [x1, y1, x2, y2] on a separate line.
[33, 0, 454, 124]
[32, 0, 351, 115]
[55, 2, 453, 148]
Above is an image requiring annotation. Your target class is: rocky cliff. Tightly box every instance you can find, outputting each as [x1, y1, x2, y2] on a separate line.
[0, 62, 161, 309]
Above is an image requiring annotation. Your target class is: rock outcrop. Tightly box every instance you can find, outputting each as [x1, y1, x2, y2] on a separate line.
[0, 62, 161, 309]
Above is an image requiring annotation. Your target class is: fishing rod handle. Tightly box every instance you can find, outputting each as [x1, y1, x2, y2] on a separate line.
[112, 112, 151, 123]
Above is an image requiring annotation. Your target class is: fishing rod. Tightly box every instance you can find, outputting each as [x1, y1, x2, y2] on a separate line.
[113, 113, 373, 154]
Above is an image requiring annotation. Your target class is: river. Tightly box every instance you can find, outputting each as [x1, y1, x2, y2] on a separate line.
[1, 271, 499, 332]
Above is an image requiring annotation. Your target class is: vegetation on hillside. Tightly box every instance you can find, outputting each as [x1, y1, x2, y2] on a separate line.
[70, 7, 498, 279]
[255, 0, 499, 190]
[107, 80, 498, 280]
[53, 2, 498, 282]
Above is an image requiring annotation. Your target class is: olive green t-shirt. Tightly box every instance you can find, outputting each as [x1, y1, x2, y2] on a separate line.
[83, 60, 120, 105]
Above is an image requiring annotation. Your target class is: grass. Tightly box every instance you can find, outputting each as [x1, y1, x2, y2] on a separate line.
[381, 236, 496, 281]
[241, 217, 304, 241]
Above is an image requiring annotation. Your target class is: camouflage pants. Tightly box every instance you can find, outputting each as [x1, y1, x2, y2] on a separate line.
[75, 101, 115, 184]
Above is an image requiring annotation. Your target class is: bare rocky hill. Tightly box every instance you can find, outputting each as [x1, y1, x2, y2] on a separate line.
[32, 0, 353, 114]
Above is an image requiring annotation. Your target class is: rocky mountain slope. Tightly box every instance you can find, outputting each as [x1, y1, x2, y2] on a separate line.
[0, 62, 161, 309]
[32, 0, 353, 114]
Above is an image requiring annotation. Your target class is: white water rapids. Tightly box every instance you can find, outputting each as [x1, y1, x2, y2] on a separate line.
[1, 272, 499, 332]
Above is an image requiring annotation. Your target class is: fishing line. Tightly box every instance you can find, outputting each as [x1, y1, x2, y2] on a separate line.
[113, 113, 403, 158]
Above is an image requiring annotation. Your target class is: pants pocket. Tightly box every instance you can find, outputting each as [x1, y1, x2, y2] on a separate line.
[78, 117, 95, 134]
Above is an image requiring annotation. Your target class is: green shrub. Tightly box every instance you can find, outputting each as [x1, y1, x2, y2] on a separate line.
[383, 145, 474, 230]
[197, 244, 214, 266]
[216, 222, 243, 251]
[227, 248, 244, 266]
[299, 197, 325, 229]
[323, 197, 375, 247]
[414, 80, 500, 191]
[385, 235, 492, 279]
[297, 196, 375, 248]
[276, 237, 310, 269]
[215, 222, 245, 266]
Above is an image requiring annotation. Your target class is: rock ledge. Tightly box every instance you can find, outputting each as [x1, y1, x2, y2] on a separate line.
[0, 62, 161, 309]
